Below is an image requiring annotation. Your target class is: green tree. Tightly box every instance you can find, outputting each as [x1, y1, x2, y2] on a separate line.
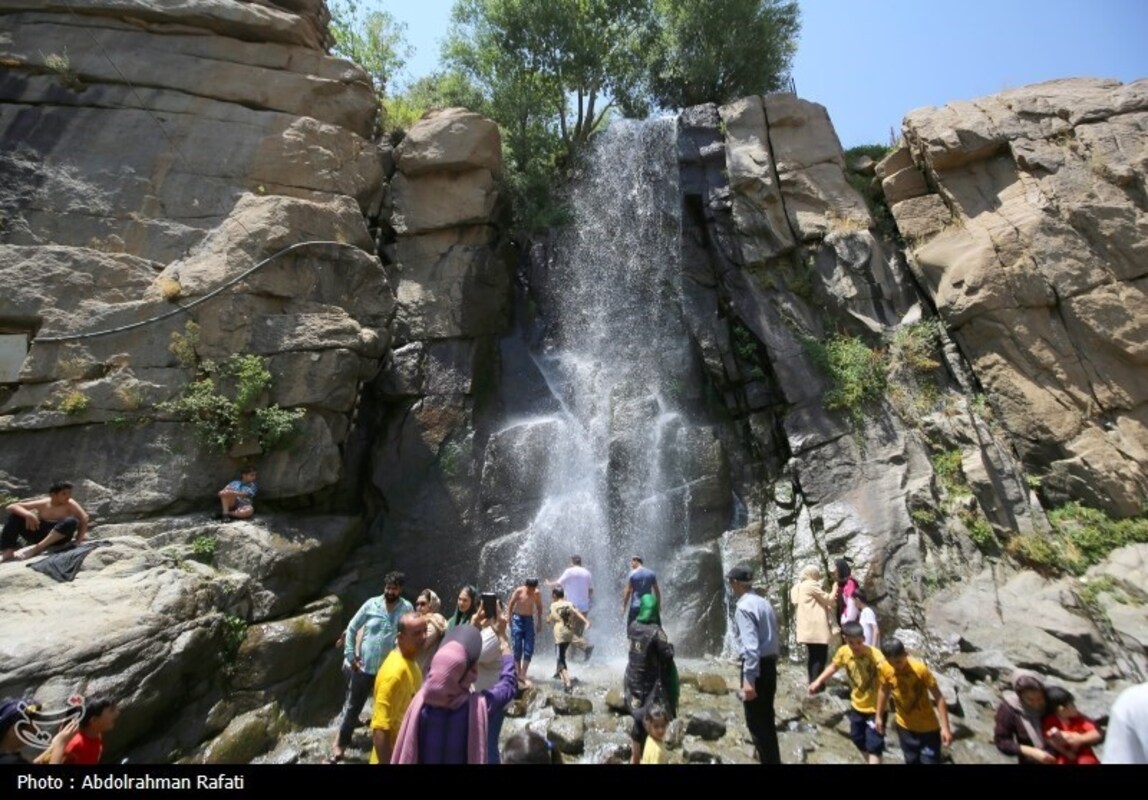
[646, 0, 800, 109]
[443, 0, 656, 231]
[328, 0, 412, 95]
[444, 0, 653, 156]
[384, 71, 488, 134]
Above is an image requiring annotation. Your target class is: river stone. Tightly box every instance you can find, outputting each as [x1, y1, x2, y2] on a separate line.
[685, 710, 727, 740]
[800, 691, 849, 728]
[683, 742, 721, 764]
[696, 673, 730, 695]
[548, 694, 594, 716]
[199, 703, 288, 765]
[504, 698, 530, 718]
[677, 669, 700, 688]
[546, 716, 585, 756]
[604, 687, 628, 713]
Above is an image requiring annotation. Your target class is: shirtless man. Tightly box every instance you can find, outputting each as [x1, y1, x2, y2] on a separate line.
[1, 481, 89, 562]
[507, 578, 543, 686]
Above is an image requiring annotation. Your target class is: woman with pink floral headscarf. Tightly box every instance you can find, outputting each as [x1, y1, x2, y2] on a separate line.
[391, 610, 516, 763]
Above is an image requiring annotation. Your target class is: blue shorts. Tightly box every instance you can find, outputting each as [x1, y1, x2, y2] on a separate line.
[848, 709, 885, 755]
[511, 613, 535, 662]
[897, 726, 942, 764]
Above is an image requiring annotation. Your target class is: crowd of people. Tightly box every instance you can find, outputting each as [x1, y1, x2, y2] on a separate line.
[326, 553, 681, 765]
[3, 478, 1147, 766]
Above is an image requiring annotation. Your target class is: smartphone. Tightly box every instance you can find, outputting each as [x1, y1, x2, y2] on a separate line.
[480, 592, 498, 620]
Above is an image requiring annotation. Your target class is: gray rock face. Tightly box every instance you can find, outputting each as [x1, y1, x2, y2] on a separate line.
[0, 1, 390, 515]
[926, 566, 1112, 682]
[895, 78, 1148, 517]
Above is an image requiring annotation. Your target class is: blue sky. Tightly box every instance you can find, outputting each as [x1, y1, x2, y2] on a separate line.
[383, 0, 1148, 147]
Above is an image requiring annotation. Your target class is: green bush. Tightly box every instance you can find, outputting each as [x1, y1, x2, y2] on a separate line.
[910, 508, 937, 527]
[190, 535, 216, 565]
[931, 450, 966, 495]
[169, 321, 200, 369]
[226, 354, 272, 413]
[221, 614, 248, 663]
[1009, 502, 1148, 576]
[57, 390, 90, 416]
[845, 144, 892, 165]
[961, 511, 996, 552]
[253, 405, 306, 450]
[889, 321, 942, 375]
[805, 335, 886, 426]
[161, 330, 303, 454]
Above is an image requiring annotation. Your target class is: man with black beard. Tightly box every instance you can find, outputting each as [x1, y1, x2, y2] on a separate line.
[329, 571, 413, 763]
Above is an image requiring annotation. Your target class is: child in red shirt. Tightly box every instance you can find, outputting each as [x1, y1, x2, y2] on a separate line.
[63, 696, 119, 765]
[1042, 686, 1100, 765]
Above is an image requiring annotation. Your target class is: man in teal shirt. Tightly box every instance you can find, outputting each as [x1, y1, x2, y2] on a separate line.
[330, 571, 413, 763]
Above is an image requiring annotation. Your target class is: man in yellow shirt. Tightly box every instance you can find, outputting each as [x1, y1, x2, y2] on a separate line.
[875, 637, 952, 764]
[370, 612, 426, 764]
[807, 621, 887, 764]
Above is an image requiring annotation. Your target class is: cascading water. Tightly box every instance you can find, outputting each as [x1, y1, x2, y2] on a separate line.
[478, 118, 710, 655]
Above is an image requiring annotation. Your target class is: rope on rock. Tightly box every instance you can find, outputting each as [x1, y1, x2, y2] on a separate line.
[35, 239, 361, 343]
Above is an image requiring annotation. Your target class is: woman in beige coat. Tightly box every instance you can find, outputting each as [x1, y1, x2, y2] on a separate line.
[790, 565, 837, 688]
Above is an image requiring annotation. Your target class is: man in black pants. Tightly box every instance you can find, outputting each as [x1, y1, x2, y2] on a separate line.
[727, 566, 781, 764]
[1, 481, 89, 562]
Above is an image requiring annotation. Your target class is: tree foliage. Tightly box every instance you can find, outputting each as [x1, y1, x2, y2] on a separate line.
[328, 0, 412, 95]
[329, 1, 800, 232]
[646, 0, 800, 109]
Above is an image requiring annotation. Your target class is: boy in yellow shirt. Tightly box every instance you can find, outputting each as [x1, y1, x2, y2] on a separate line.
[875, 637, 952, 764]
[808, 621, 887, 764]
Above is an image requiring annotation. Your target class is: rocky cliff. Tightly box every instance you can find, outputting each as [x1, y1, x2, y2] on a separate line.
[1, 0, 1144, 763]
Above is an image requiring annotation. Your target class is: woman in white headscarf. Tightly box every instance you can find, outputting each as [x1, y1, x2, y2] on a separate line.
[789, 565, 837, 688]
[415, 589, 449, 675]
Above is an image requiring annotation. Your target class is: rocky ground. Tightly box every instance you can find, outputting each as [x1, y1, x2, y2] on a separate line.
[254, 655, 1026, 766]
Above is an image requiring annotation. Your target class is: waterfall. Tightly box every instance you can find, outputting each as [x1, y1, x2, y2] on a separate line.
[479, 118, 713, 655]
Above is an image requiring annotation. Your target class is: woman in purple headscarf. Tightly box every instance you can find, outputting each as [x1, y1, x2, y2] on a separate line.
[391, 609, 517, 764]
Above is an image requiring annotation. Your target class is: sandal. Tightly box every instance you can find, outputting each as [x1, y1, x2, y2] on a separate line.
[325, 753, 344, 765]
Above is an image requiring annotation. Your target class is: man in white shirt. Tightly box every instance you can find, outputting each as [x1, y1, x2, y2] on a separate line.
[1104, 682, 1148, 763]
[547, 554, 594, 661]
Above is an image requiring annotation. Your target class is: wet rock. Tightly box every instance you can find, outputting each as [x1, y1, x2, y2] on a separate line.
[604, 687, 628, 713]
[546, 716, 586, 756]
[504, 698, 530, 718]
[685, 710, 727, 741]
[800, 691, 849, 728]
[200, 703, 288, 764]
[697, 673, 730, 695]
[548, 694, 594, 716]
[683, 741, 722, 763]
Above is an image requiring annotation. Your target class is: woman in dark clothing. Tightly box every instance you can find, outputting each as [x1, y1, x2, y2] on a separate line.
[994, 670, 1056, 764]
[623, 593, 679, 764]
